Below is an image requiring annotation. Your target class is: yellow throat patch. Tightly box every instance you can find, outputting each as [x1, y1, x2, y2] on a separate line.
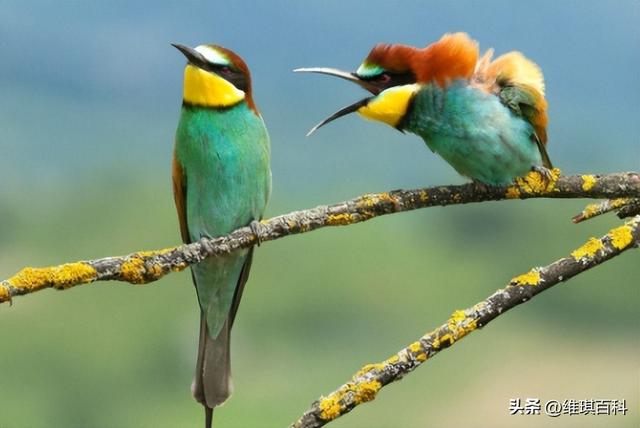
[358, 84, 420, 127]
[182, 64, 245, 107]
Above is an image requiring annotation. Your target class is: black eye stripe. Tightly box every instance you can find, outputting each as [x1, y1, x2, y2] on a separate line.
[362, 71, 414, 83]
[198, 62, 249, 92]
[359, 70, 416, 92]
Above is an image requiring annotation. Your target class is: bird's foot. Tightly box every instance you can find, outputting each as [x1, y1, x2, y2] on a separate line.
[532, 165, 554, 185]
[249, 220, 264, 246]
[198, 233, 215, 255]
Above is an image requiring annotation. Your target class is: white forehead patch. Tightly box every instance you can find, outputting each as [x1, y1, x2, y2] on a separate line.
[195, 45, 230, 66]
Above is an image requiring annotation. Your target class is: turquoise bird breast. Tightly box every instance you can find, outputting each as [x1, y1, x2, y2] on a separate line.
[175, 102, 271, 336]
[404, 81, 543, 186]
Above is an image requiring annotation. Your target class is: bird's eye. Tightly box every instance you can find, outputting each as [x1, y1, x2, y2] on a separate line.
[374, 73, 391, 83]
[219, 66, 232, 74]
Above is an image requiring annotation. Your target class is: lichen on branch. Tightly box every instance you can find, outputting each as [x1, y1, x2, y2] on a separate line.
[572, 197, 639, 223]
[1, 171, 639, 304]
[289, 214, 640, 428]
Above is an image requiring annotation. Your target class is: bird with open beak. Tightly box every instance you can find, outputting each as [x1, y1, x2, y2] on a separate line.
[296, 32, 552, 186]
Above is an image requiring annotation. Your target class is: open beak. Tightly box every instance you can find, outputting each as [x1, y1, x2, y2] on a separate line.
[294, 67, 378, 136]
[294, 67, 381, 94]
[172, 43, 209, 71]
[303, 98, 372, 137]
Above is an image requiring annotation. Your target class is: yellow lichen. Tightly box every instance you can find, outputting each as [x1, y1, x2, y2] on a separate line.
[358, 194, 378, 208]
[440, 333, 454, 345]
[511, 269, 541, 286]
[135, 247, 173, 258]
[419, 190, 429, 202]
[449, 309, 466, 324]
[574, 198, 633, 222]
[318, 395, 342, 420]
[608, 224, 634, 250]
[385, 355, 400, 365]
[432, 333, 454, 350]
[150, 263, 164, 278]
[355, 363, 385, 378]
[0, 283, 11, 302]
[6, 262, 97, 291]
[326, 213, 356, 226]
[407, 341, 428, 361]
[431, 337, 440, 349]
[119, 248, 181, 280]
[611, 198, 632, 209]
[431, 337, 440, 350]
[514, 168, 560, 194]
[579, 202, 600, 219]
[52, 263, 97, 289]
[318, 378, 383, 419]
[7, 267, 52, 291]
[171, 262, 188, 273]
[571, 237, 605, 261]
[408, 341, 422, 353]
[581, 175, 597, 191]
[353, 380, 381, 404]
[321, 362, 386, 417]
[505, 186, 521, 199]
[379, 192, 396, 205]
[432, 309, 480, 349]
[358, 192, 396, 209]
[120, 257, 147, 284]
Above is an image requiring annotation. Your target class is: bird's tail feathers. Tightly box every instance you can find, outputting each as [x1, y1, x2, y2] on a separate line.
[192, 312, 233, 420]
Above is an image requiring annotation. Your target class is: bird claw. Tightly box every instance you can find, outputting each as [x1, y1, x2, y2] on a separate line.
[249, 220, 264, 246]
[198, 233, 215, 255]
[532, 165, 553, 185]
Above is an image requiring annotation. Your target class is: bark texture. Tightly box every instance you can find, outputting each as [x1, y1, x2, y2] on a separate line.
[290, 215, 640, 428]
[1, 170, 638, 304]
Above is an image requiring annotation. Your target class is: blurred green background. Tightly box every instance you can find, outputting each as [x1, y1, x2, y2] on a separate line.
[1, 1, 638, 427]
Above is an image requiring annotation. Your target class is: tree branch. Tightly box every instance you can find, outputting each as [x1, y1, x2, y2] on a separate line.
[572, 198, 638, 223]
[1, 170, 639, 304]
[289, 215, 640, 428]
[617, 198, 640, 219]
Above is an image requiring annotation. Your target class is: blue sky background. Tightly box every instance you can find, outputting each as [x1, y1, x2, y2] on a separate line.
[1, 1, 638, 197]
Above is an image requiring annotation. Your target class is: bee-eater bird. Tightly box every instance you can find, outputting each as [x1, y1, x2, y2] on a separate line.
[296, 33, 552, 185]
[172, 43, 271, 427]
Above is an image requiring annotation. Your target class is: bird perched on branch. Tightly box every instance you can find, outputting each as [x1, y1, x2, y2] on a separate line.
[296, 32, 552, 185]
[172, 43, 271, 427]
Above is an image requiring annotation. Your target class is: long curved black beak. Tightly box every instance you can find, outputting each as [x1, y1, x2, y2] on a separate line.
[294, 67, 380, 95]
[172, 43, 209, 70]
[294, 67, 378, 136]
[305, 97, 372, 136]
